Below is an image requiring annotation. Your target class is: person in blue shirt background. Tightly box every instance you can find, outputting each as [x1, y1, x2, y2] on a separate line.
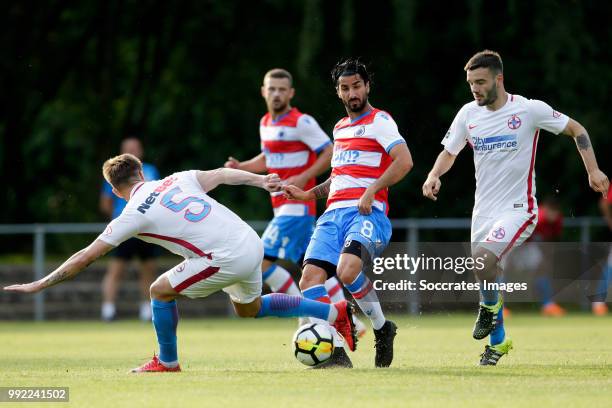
[99, 137, 161, 321]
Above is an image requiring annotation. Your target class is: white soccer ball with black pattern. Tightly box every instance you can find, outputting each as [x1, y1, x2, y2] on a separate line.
[293, 323, 334, 366]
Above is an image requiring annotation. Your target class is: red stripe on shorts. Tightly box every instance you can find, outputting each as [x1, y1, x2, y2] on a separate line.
[499, 214, 537, 259]
[174, 266, 220, 293]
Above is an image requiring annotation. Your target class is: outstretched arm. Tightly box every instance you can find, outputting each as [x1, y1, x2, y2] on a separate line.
[4, 240, 114, 294]
[196, 168, 281, 193]
[422, 149, 458, 201]
[224, 153, 267, 174]
[561, 119, 609, 197]
[283, 177, 331, 201]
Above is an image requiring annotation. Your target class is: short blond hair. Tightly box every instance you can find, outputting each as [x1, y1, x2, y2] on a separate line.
[102, 153, 143, 188]
[263, 68, 293, 86]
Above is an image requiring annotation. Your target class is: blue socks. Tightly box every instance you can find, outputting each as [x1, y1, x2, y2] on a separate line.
[594, 265, 610, 302]
[256, 293, 332, 321]
[151, 299, 179, 366]
[480, 287, 499, 306]
[490, 306, 505, 346]
[536, 276, 554, 306]
[302, 285, 330, 303]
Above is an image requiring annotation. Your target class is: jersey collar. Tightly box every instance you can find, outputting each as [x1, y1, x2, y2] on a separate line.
[129, 182, 145, 199]
[350, 109, 373, 123]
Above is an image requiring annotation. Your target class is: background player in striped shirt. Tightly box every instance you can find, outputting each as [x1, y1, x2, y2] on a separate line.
[225, 69, 366, 335]
[285, 59, 413, 367]
[422, 50, 609, 365]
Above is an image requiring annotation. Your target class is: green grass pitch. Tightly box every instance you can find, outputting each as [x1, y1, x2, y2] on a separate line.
[2, 314, 611, 407]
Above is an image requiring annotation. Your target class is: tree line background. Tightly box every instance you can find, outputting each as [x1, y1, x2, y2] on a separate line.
[1, 0, 610, 229]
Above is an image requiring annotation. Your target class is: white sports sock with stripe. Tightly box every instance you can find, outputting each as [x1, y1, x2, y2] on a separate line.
[263, 265, 301, 296]
[325, 276, 347, 303]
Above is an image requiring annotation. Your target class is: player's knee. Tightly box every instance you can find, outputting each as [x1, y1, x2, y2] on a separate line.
[336, 261, 360, 285]
[336, 249, 363, 285]
[299, 265, 326, 290]
[149, 276, 175, 301]
[472, 247, 498, 280]
[149, 280, 162, 300]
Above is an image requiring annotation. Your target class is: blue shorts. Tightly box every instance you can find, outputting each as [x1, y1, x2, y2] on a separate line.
[304, 207, 392, 266]
[261, 215, 315, 263]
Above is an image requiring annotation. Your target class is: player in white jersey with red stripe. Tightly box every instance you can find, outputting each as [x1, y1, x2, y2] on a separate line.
[4, 154, 356, 372]
[423, 50, 609, 366]
[285, 59, 413, 367]
[225, 69, 367, 338]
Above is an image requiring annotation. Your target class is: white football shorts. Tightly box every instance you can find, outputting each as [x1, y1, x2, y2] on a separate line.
[166, 230, 264, 304]
[471, 210, 537, 260]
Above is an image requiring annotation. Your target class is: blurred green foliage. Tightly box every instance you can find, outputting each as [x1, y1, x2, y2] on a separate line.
[1, 0, 610, 226]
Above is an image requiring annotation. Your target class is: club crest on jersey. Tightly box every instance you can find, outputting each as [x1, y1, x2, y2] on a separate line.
[277, 130, 285, 138]
[355, 126, 366, 137]
[491, 227, 506, 240]
[175, 263, 186, 273]
[507, 114, 522, 130]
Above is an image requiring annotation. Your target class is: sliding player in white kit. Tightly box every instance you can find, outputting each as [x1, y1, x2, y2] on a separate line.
[4, 154, 356, 372]
[423, 50, 609, 365]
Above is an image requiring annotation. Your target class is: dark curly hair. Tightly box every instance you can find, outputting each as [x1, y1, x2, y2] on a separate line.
[331, 58, 371, 87]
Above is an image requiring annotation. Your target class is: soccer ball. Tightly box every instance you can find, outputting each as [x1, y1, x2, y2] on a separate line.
[293, 323, 334, 367]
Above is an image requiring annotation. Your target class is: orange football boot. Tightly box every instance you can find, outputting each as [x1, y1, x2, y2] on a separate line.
[130, 354, 181, 373]
[592, 302, 609, 316]
[541, 302, 566, 317]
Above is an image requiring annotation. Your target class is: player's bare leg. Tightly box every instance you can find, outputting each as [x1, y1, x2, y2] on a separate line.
[131, 275, 180, 373]
[138, 259, 157, 321]
[101, 259, 126, 321]
[337, 252, 396, 367]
